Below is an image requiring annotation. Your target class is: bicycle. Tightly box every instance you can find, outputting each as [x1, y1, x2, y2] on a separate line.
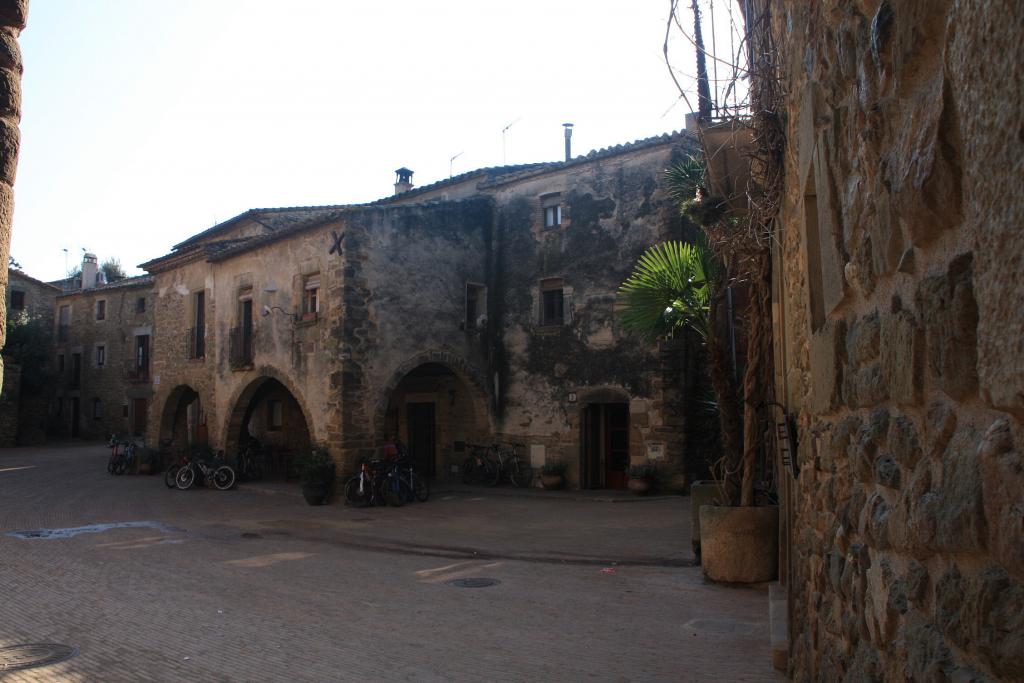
[106, 436, 137, 475]
[462, 444, 500, 486]
[491, 442, 530, 487]
[175, 450, 236, 491]
[344, 457, 388, 507]
[398, 457, 430, 502]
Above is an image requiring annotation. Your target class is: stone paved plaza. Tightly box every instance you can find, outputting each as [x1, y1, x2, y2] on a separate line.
[0, 444, 782, 682]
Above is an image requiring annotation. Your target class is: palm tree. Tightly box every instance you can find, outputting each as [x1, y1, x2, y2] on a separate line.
[618, 236, 744, 497]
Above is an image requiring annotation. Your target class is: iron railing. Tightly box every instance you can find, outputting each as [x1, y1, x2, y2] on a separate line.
[185, 327, 205, 360]
[228, 327, 253, 369]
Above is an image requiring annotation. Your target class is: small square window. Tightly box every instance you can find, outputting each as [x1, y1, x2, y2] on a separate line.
[544, 205, 562, 228]
[93, 398, 104, 419]
[540, 278, 565, 326]
[95, 300, 106, 321]
[96, 345, 106, 367]
[10, 290, 24, 311]
[136, 297, 146, 314]
[57, 354, 65, 372]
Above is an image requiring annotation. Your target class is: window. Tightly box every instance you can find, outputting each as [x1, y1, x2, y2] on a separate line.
[465, 283, 486, 330]
[134, 335, 150, 380]
[540, 278, 565, 326]
[302, 274, 320, 318]
[71, 353, 81, 387]
[544, 205, 561, 228]
[92, 398, 104, 419]
[95, 299, 106, 321]
[268, 400, 283, 431]
[10, 290, 24, 311]
[189, 291, 205, 359]
[58, 305, 70, 341]
[136, 297, 146, 314]
[57, 354, 65, 373]
[96, 344, 106, 368]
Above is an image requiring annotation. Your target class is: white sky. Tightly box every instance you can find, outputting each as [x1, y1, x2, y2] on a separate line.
[13, 0, 741, 281]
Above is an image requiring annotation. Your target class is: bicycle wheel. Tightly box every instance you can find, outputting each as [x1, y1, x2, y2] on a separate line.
[509, 459, 531, 488]
[485, 457, 501, 486]
[113, 456, 127, 476]
[107, 456, 116, 475]
[164, 465, 180, 489]
[411, 472, 430, 502]
[175, 466, 195, 490]
[213, 465, 236, 491]
[344, 477, 372, 507]
[384, 474, 407, 507]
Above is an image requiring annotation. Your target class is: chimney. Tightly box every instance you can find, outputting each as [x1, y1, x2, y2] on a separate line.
[81, 252, 98, 290]
[562, 123, 574, 161]
[394, 167, 414, 196]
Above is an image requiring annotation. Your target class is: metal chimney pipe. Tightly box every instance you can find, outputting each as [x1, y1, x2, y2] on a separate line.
[562, 123, 573, 161]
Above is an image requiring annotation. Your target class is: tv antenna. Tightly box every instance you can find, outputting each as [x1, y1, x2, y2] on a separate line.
[501, 117, 521, 164]
[449, 151, 463, 178]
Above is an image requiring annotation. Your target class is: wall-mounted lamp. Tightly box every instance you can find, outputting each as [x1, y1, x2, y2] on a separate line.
[261, 305, 297, 323]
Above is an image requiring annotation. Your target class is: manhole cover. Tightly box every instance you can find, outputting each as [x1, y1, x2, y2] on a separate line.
[0, 643, 77, 672]
[448, 578, 501, 588]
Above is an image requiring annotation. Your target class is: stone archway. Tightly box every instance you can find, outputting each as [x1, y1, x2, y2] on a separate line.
[223, 371, 315, 479]
[376, 351, 490, 479]
[157, 385, 204, 456]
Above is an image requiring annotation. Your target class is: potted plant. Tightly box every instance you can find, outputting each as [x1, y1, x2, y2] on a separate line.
[620, 163, 779, 583]
[298, 445, 335, 505]
[540, 461, 567, 490]
[626, 460, 657, 494]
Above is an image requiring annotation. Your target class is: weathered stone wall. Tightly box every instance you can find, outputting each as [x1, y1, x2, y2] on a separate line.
[55, 280, 155, 440]
[487, 141, 695, 486]
[7, 269, 58, 322]
[0, 0, 28, 397]
[0, 355, 19, 445]
[772, 1, 1024, 680]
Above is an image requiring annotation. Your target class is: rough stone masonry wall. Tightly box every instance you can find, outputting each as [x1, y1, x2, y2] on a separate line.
[0, 0, 28, 395]
[774, 1, 1024, 680]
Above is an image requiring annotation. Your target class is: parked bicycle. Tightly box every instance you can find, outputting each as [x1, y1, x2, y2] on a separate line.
[236, 437, 265, 482]
[344, 457, 388, 507]
[492, 442, 530, 487]
[175, 449, 236, 491]
[398, 456, 430, 502]
[461, 443, 499, 485]
[106, 436, 138, 476]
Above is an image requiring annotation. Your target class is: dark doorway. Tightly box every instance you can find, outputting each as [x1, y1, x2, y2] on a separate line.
[70, 397, 80, 437]
[407, 402, 436, 478]
[582, 402, 630, 490]
[132, 398, 148, 437]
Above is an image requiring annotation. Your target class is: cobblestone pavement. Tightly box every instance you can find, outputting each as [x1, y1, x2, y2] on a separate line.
[0, 444, 784, 682]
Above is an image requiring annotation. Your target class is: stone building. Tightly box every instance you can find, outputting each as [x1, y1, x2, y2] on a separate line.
[762, 1, 1024, 680]
[140, 131, 699, 488]
[0, 268, 60, 445]
[53, 253, 155, 439]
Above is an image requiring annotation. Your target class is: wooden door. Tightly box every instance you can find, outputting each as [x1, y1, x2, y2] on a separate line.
[406, 402, 436, 478]
[70, 397, 80, 437]
[604, 403, 630, 490]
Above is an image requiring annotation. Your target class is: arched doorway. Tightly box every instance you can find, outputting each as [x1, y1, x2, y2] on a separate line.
[158, 385, 206, 456]
[381, 362, 489, 480]
[225, 377, 312, 480]
[579, 388, 631, 490]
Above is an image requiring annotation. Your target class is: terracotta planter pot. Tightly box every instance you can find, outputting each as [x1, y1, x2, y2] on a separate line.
[699, 504, 779, 583]
[541, 474, 564, 490]
[627, 478, 652, 495]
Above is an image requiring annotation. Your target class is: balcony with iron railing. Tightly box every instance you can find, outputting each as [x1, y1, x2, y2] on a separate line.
[228, 327, 254, 369]
[125, 365, 150, 383]
[185, 327, 205, 360]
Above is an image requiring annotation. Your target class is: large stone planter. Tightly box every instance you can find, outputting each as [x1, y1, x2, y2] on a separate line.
[690, 480, 732, 555]
[699, 504, 779, 583]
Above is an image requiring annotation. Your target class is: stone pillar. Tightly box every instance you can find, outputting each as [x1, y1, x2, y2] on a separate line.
[0, 0, 28, 395]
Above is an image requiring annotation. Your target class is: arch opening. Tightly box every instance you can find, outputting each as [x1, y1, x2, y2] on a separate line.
[158, 385, 206, 456]
[382, 362, 489, 480]
[226, 377, 312, 480]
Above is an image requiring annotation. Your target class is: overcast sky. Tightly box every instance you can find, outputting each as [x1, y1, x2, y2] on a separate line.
[12, 1, 740, 281]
